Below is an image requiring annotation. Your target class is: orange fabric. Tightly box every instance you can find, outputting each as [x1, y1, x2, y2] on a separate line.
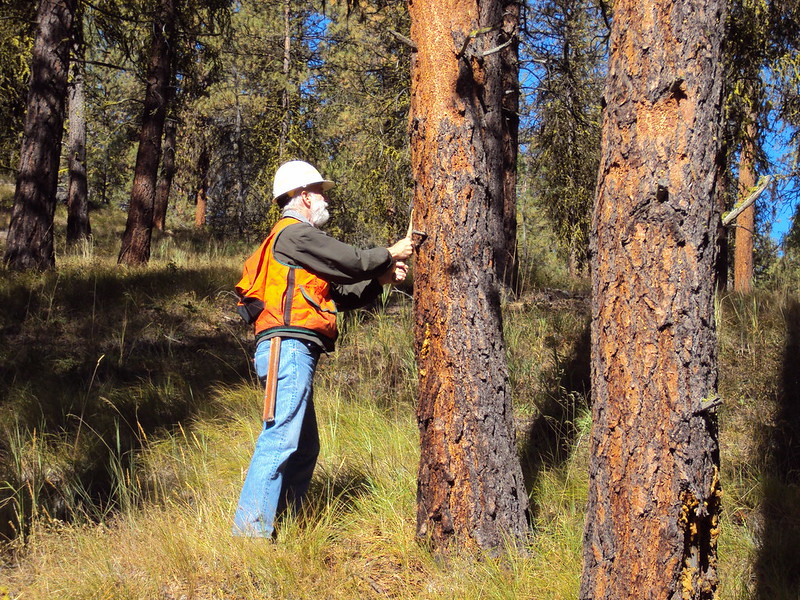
[235, 218, 337, 341]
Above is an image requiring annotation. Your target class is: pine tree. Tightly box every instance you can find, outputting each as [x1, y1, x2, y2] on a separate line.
[410, 0, 529, 551]
[525, 0, 606, 278]
[66, 3, 90, 246]
[4, 0, 76, 270]
[580, 0, 727, 596]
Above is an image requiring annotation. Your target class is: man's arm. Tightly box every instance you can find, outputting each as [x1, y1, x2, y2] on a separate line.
[329, 279, 385, 310]
[273, 222, 393, 284]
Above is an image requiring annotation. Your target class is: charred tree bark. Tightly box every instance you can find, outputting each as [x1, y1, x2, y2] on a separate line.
[118, 0, 175, 265]
[153, 117, 177, 231]
[733, 122, 756, 293]
[580, 0, 727, 598]
[66, 10, 90, 246]
[3, 0, 75, 270]
[410, 0, 529, 552]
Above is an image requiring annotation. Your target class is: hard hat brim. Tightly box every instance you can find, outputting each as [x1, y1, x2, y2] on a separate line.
[273, 179, 335, 203]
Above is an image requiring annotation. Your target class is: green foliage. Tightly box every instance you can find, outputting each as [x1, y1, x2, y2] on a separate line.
[313, 0, 412, 247]
[0, 0, 35, 174]
[90, 0, 231, 82]
[168, 0, 413, 244]
[83, 51, 141, 206]
[61, 0, 231, 222]
[721, 0, 800, 256]
[523, 0, 606, 274]
[172, 0, 324, 237]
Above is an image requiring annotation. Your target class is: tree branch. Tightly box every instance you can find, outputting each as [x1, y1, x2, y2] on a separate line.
[482, 36, 515, 57]
[79, 58, 129, 72]
[456, 25, 498, 58]
[722, 174, 771, 227]
[387, 29, 416, 51]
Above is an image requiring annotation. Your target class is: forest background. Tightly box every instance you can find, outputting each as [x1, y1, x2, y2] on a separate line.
[1, 0, 800, 598]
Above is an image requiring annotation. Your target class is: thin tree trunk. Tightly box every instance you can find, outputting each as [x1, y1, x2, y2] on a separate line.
[715, 165, 730, 293]
[235, 86, 245, 234]
[4, 0, 75, 270]
[279, 0, 291, 161]
[118, 0, 175, 265]
[66, 10, 90, 246]
[498, 0, 520, 293]
[733, 121, 757, 293]
[194, 140, 209, 228]
[154, 117, 177, 231]
[410, 0, 528, 552]
[580, 0, 727, 597]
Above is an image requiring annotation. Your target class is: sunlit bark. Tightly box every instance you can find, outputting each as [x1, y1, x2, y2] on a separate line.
[410, 0, 528, 552]
[580, 0, 728, 597]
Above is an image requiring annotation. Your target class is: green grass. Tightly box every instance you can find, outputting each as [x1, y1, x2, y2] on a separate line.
[1, 205, 799, 598]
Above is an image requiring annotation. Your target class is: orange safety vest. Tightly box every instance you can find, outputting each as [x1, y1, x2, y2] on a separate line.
[235, 217, 337, 344]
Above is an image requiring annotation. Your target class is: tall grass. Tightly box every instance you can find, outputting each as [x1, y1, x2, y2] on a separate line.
[0, 230, 597, 597]
[2, 204, 800, 598]
[1, 333, 593, 599]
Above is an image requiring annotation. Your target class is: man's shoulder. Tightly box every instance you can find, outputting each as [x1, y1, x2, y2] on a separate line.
[277, 219, 327, 242]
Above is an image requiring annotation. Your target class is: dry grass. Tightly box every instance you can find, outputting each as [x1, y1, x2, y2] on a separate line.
[1, 381, 591, 599]
[2, 204, 799, 599]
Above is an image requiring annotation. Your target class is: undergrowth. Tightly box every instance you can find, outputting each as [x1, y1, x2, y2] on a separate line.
[1, 203, 799, 598]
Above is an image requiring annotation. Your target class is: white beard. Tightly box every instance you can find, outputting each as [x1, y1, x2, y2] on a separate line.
[310, 198, 330, 227]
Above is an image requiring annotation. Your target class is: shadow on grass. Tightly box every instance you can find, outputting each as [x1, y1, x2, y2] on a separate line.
[755, 298, 800, 599]
[298, 465, 374, 528]
[0, 264, 251, 538]
[520, 322, 591, 526]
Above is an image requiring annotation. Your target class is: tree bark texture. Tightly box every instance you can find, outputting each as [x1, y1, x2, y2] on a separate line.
[410, 0, 529, 551]
[118, 0, 175, 265]
[3, 0, 75, 270]
[733, 122, 756, 293]
[581, 0, 727, 598]
[154, 117, 177, 231]
[66, 16, 90, 246]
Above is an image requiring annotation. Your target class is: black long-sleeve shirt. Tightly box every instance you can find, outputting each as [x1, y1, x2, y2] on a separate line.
[265, 210, 393, 349]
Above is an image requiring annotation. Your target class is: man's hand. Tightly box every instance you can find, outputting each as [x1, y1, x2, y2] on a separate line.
[387, 237, 413, 261]
[378, 261, 408, 285]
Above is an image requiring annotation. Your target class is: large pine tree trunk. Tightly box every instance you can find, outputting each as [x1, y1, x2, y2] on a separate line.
[3, 0, 75, 270]
[410, 0, 528, 552]
[580, 0, 727, 597]
[153, 117, 177, 231]
[66, 12, 90, 246]
[733, 122, 756, 293]
[118, 0, 175, 265]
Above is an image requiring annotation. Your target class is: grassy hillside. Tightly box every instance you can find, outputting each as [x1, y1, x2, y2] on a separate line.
[0, 204, 798, 599]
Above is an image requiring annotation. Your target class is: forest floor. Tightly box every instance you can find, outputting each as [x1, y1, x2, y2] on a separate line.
[0, 205, 798, 598]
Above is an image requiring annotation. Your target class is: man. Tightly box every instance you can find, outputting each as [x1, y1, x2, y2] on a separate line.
[232, 160, 413, 537]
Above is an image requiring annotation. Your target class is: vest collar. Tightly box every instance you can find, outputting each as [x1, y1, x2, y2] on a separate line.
[281, 209, 313, 226]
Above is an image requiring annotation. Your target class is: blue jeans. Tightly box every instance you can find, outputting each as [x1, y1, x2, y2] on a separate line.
[232, 338, 320, 537]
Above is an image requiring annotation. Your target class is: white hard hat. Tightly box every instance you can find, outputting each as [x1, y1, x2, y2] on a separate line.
[272, 160, 334, 202]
